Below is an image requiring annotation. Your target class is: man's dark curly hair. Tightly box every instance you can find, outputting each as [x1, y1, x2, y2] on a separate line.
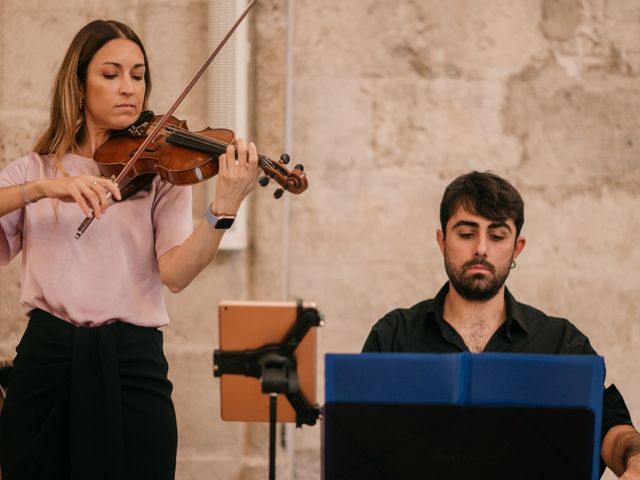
[439, 171, 524, 237]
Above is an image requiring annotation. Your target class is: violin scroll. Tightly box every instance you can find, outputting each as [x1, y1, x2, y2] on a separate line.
[258, 152, 307, 199]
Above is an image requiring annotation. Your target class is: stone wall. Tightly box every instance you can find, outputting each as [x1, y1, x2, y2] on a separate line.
[1, 1, 639, 479]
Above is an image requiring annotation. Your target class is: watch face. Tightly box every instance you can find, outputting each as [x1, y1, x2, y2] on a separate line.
[215, 217, 235, 229]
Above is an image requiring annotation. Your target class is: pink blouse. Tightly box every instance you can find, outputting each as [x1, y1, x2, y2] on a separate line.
[0, 152, 193, 327]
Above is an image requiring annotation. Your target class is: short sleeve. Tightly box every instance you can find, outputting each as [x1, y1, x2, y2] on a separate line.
[602, 384, 633, 435]
[0, 156, 29, 264]
[151, 180, 193, 258]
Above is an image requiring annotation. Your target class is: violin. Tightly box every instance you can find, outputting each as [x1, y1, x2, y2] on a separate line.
[93, 111, 307, 198]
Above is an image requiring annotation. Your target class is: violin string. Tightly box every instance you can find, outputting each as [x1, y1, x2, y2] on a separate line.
[146, 121, 283, 174]
[164, 126, 228, 153]
[151, 122, 234, 155]
[160, 124, 282, 171]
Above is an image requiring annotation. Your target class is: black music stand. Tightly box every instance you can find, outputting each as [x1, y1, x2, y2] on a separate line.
[214, 301, 322, 480]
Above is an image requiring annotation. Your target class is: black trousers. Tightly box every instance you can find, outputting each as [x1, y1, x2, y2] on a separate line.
[0, 309, 177, 480]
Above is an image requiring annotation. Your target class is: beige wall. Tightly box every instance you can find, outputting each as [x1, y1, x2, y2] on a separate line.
[1, 1, 639, 479]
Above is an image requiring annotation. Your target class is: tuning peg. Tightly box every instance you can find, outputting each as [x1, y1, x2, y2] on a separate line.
[294, 164, 304, 171]
[280, 153, 290, 165]
[259, 176, 270, 187]
[274, 188, 284, 199]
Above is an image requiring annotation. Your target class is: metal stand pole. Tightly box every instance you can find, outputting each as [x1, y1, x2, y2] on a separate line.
[269, 393, 277, 480]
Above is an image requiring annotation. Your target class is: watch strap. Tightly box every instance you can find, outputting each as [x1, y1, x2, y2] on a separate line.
[206, 205, 236, 229]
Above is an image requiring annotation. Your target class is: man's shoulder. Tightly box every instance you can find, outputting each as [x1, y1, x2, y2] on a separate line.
[512, 297, 593, 353]
[514, 299, 572, 328]
[514, 300, 567, 324]
[376, 298, 435, 328]
[362, 298, 437, 352]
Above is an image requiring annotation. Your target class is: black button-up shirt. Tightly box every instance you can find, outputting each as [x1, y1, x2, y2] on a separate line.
[362, 283, 632, 440]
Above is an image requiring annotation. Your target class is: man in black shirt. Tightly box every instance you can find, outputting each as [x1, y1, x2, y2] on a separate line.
[362, 171, 640, 477]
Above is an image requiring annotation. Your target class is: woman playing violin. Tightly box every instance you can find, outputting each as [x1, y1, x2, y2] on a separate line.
[0, 19, 259, 480]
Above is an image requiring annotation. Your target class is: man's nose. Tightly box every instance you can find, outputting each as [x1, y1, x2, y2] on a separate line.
[474, 235, 488, 257]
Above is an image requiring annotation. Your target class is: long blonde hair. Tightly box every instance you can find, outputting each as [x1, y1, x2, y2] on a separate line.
[33, 20, 152, 170]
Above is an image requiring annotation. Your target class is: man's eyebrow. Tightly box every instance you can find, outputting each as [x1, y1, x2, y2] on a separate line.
[451, 220, 513, 232]
[452, 220, 479, 229]
[488, 221, 512, 232]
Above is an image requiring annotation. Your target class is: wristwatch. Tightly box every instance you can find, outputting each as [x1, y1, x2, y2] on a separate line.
[206, 205, 235, 229]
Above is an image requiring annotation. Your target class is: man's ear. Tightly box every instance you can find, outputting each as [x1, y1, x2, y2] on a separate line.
[513, 235, 526, 258]
[436, 229, 445, 255]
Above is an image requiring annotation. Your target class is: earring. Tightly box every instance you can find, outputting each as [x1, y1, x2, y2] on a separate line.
[510, 260, 517, 269]
[79, 97, 84, 110]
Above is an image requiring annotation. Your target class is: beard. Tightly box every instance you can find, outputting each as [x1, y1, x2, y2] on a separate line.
[444, 254, 512, 302]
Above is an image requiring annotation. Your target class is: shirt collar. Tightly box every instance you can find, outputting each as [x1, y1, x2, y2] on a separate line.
[429, 282, 530, 337]
[504, 287, 529, 335]
[431, 283, 449, 324]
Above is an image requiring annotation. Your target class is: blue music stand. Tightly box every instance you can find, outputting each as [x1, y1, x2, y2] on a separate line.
[323, 353, 604, 480]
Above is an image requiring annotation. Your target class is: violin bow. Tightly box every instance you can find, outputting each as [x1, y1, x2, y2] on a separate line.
[75, 0, 259, 239]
